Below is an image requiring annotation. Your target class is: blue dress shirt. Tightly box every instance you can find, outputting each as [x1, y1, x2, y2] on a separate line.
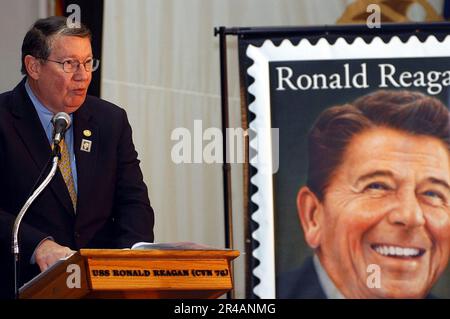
[24, 81, 78, 193]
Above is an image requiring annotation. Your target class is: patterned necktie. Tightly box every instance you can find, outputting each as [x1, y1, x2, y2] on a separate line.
[58, 140, 77, 211]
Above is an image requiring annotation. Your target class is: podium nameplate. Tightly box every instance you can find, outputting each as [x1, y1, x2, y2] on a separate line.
[19, 248, 239, 299]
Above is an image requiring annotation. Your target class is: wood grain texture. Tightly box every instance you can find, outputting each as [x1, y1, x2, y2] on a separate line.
[20, 249, 239, 299]
[19, 253, 89, 299]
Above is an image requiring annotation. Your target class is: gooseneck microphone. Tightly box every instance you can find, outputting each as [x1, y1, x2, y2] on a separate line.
[11, 112, 70, 298]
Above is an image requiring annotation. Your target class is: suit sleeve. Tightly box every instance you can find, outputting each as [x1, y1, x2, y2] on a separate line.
[0, 208, 50, 264]
[112, 109, 155, 248]
[0, 128, 50, 264]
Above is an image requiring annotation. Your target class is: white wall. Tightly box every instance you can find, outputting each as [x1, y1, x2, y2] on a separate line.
[0, 0, 43, 92]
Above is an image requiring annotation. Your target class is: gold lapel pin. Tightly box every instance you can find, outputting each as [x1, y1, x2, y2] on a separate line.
[83, 129, 92, 137]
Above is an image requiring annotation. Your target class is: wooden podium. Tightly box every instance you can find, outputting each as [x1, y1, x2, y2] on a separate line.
[19, 248, 239, 299]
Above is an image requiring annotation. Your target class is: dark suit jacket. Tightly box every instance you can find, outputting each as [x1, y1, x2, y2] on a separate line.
[277, 256, 437, 299]
[277, 256, 327, 299]
[0, 79, 154, 298]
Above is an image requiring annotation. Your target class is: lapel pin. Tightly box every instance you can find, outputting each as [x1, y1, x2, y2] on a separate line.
[83, 129, 92, 137]
[80, 139, 92, 153]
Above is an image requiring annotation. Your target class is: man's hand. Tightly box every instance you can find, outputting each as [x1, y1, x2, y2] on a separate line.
[35, 239, 75, 272]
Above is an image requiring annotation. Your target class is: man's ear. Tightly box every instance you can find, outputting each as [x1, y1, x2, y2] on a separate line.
[297, 186, 323, 249]
[24, 55, 41, 80]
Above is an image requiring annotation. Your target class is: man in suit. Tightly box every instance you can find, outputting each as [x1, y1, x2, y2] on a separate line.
[0, 16, 154, 298]
[279, 90, 450, 298]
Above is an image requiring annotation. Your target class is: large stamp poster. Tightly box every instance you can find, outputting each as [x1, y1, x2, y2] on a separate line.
[244, 35, 450, 298]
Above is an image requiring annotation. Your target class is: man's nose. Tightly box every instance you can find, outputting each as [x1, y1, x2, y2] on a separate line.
[73, 64, 90, 80]
[387, 190, 425, 228]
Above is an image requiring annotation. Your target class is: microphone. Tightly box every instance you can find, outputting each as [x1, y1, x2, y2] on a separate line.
[12, 112, 66, 296]
[52, 112, 71, 145]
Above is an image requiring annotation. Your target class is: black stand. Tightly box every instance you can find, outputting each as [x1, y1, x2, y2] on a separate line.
[214, 26, 234, 299]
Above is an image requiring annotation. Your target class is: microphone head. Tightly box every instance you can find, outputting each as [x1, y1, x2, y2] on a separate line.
[52, 112, 71, 130]
[52, 112, 71, 145]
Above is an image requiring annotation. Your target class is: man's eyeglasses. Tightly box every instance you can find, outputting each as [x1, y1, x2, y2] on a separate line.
[39, 57, 100, 73]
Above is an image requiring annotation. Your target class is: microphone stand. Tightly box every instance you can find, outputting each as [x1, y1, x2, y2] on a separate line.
[11, 143, 61, 299]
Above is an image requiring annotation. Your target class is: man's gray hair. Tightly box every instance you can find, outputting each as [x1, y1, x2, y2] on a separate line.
[21, 16, 91, 75]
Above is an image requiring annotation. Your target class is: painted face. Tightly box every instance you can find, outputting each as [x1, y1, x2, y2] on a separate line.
[315, 127, 450, 298]
[32, 35, 92, 114]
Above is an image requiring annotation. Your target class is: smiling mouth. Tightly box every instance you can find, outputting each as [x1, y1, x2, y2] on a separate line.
[371, 244, 426, 258]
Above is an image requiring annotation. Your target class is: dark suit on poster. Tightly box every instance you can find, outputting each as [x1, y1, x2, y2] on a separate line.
[277, 256, 437, 299]
[0, 79, 154, 298]
[277, 256, 327, 299]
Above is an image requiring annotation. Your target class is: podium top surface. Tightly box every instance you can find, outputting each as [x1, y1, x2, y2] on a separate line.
[80, 248, 240, 260]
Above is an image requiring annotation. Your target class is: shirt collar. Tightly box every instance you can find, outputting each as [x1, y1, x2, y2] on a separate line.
[313, 254, 346, 299]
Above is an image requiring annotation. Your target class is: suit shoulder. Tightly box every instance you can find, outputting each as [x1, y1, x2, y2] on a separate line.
[83, 95, 127, 118]
[277, 256, 326, 299]
[0, 89, 13, 111]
